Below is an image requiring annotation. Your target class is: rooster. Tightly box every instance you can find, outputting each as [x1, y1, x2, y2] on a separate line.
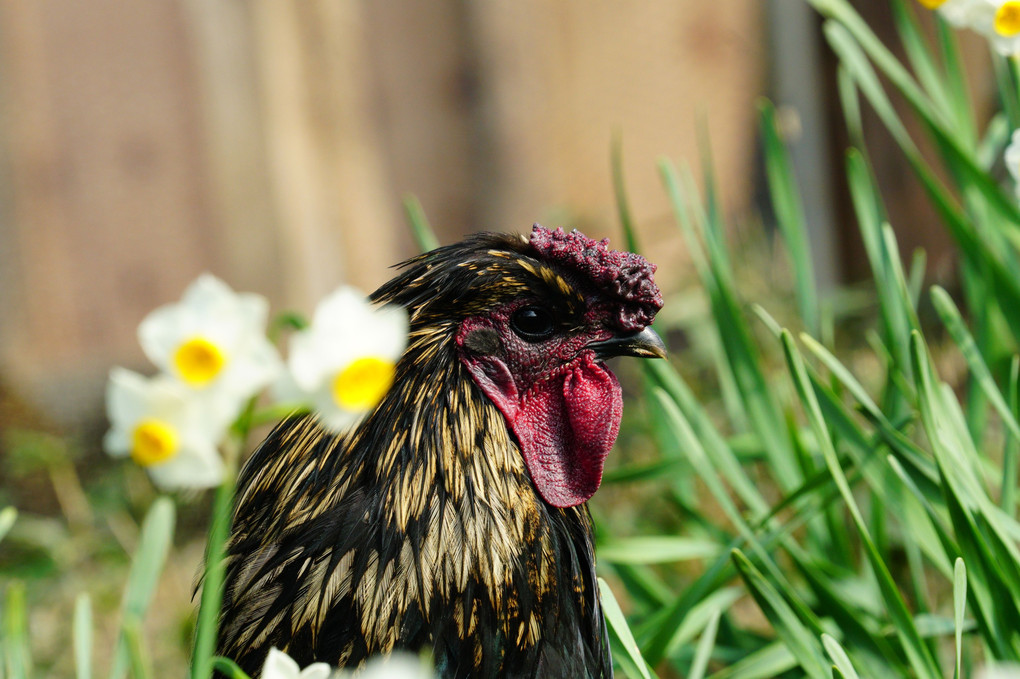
[218, 225, 665, 678]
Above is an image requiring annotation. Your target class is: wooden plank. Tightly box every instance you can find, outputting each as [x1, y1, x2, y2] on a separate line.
[0, 0, 216, 422]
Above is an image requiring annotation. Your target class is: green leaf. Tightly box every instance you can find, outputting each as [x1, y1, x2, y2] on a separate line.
[1004, 357, 1020, 515]
[687, 608, 721, 679]
[2, 581, 30, 679]
[599, 578, 655, 679]
[658, 587, 742, 659]
[931, 285, 1020, 441]
[645, 360, 769, 518]
[123, 618, 152, 679]
[821, 634, 862, 679]
[612, 132, 640, 254]
[598, 537, 720, 565]
[192, 467, 238, 679]
[402, 194, 439, 253]
[659, 158, 799, 490]
[110, 497, 175, 679]
[75, 594, 92, 679]
[707, 642, 797, 679]
[782, 330, 942, 678]
[731, 550, 829, 679]
[910, 331, 1020, 659]
[954, 558, 967, 679]
[759, 99, 819, 335]
[0, 508, 16, 547]
[211, 658, 251, 679]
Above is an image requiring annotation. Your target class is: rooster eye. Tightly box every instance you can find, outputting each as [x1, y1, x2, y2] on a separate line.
[510, 306, 555, 342]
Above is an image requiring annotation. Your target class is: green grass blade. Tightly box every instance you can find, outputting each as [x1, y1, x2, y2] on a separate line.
[843, 152, 914, 402]
[659, 158, 799, 490]
[191, 467, 237, 679]
[658, 588, 742, 659]
[612, 133, 640, 254]
[931, 285, 1020, 440]
[707, 642, 797, 679]
[123, 619, 152, 679]
[1004, 357, 1020, 515]
[934, 15, 976, 144]
[597, 537, 720, 565]
[610, 563, 673, 610]
[889, 0, 950, 125]
[645, 360, 769, 518]
[759, 99, 819, 335]
[110, 497, 175, 679]
[823, 13, 1020, 240]
[837, 65, 866, 150]
[731, 550, 829, 679]
[0, 509, 15, 547]
[687, 608, 721, 679]
[782, 330, 942, 678]
[821, 634, 862, 679]
[599, 578, 655, 679]
[807, 0, 934, 118]
[74, 594, 92, 679]
[402, 194, 439, 253]
[211, 658, 251, 679]
[994, 52, 1020, 131]
[910, 331, 1020, 659]
[2, 582, 30, 679]
[954, 558, 967, 679]
[977, 113, 1010, 171]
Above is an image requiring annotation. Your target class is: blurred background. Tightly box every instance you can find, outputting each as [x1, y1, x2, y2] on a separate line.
[3, 0, 983, 430]
[0, 1, 998, 673]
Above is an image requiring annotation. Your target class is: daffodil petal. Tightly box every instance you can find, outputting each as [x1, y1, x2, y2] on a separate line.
[358, 654, 435, 679]
[315, 393, 364, 434]
[145, 440, 225, 490]
[106, 368, 152, 426]
[102, 427, 131, 458]
[137, 305, 189, 372]
[218, 336, 283, 397]
[373, 305, 410, 359]
[288, 330, 333, 391]
[298, 663, 332, 679]
[262, 648, 301, 679]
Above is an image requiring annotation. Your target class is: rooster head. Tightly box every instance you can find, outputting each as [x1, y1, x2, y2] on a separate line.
[373, 224, 664, 508]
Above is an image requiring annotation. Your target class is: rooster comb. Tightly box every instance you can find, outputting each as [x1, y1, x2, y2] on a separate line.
[529, 224, 663, 332]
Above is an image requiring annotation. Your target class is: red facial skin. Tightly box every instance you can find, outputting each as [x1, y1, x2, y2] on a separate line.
[457, 300, 624, 508]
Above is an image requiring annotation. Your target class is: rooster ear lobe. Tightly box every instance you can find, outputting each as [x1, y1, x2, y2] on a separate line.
[462, 328, 502, 356]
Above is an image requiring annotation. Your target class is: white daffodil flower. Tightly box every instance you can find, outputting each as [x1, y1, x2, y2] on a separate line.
[920, 0, 993, 28]
[943, 0, 1020, 54]
[261, 648, 332, 679]
[282, 286, 408, 433]
[138, 274, 282, 415]
[103, 368, 227, 489]
[920, 0, 1020, 54]
[982, 0, 1020, 54]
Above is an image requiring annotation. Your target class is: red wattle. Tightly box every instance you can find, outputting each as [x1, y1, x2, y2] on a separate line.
[510, 355, 622, 507]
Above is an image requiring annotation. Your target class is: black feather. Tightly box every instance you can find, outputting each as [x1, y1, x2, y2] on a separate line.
[218, 232, 614, 677]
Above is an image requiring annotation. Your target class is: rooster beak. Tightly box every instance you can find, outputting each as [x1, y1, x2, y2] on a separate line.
[589, 327, 667, 360]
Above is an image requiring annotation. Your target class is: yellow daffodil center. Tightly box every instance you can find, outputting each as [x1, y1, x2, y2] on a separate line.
[131, 419, 178, 467]
[917, 0, 945, 9]
[331, 357, 396, 411]
[997, 2, 1020, 37]
[173, 337, 227, 386]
